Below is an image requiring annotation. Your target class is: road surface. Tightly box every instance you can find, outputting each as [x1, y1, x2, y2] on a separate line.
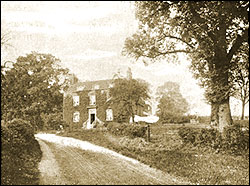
[35, 133, 191, 185]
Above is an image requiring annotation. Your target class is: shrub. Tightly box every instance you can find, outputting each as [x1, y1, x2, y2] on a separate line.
[1, 119, 42, 185]
[106, 122, 147, 138]
[178, 124, 249, 154]
[222, 124, 249, 154]
[233, 120, 249, 128]
[178, 127, 199, 144]
[41, 112, 67, 130]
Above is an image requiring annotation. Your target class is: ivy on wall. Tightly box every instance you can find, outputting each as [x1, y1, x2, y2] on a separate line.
[63, 89, 112, 129]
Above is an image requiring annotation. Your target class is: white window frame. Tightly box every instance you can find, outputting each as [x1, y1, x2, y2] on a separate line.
[106, 109, 113, 121]
[73, 95, 80, 106]
[73, 111, 80, 123]
[89, 94, 96, 105]
[94, 84, 100, 90]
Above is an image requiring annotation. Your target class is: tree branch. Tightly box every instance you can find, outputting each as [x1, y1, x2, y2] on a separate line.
[227, 27, 249, 62]
[161, 33, 196, 49]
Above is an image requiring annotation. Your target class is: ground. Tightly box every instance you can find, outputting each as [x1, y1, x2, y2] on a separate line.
[35, 133, 191, 185]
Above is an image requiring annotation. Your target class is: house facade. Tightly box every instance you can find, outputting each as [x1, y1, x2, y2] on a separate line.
[63, 79, 114, 129]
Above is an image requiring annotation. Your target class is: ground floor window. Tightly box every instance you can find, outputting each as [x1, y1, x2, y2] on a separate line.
[73, 111, 80, 122]
[106, 109, 113, 121]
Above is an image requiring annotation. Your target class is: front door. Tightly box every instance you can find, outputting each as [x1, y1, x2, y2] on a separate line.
[90, 113, 95, 124]
[88, 109, 96, 129]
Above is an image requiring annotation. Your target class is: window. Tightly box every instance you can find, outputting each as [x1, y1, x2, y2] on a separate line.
[106, 109, 113, 121]
[73, 95, 79, 106]
[108, 83, 113, 88]
[94, 84, 100, 90]
[90, 94, 96, 105]
[73, 111, 80, 122]
[77, 86, 85, 91]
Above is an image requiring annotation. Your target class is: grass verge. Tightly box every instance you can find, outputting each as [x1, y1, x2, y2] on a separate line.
[59, 125, 249, 185]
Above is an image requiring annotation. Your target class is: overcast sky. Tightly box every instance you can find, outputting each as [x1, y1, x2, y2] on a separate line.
[1, 1, 247, 116]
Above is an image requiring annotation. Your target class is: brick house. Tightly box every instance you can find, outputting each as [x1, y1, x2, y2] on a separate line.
[63, 79, 114, 129]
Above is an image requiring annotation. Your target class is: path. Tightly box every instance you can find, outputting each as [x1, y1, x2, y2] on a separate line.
[35, 133, 191, 185]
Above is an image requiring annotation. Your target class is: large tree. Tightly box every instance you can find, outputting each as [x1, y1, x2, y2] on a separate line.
[123, 1, 249, 132]
[1, 52, 70, 129]
[156, 81, 189, 123]
[109, 78, 150, 123]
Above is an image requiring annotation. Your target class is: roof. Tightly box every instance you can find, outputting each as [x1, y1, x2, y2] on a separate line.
[66, 79, 114, 94]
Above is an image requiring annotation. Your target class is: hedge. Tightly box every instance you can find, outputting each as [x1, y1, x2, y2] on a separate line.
[1, 119, 42, 185]
[178, 123, 249, 154]
[106, 122, 147, 138]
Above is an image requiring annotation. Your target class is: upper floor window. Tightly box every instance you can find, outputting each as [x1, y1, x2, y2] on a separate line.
[77, 86, 85, 91]
[94, 84, 100, 90]
[73, 111, 80, 122]
[90, 94, 96, 105]
[73, 95, 79, 106]
[108, 83, 113, 88]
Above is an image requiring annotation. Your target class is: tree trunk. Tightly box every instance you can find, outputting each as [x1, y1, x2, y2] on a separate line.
[241, 100, 245, 120]
[210, 102, 219, 127]
[211, 98, 233, 132]
[217, 98, 233, 132]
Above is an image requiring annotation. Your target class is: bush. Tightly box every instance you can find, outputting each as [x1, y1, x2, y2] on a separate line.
[1, 119, 42, 185]
[233, 120, 249, 128]
[178, 127, 199, 144]
[160, 115, 190, 124]
[222, 124, 249, 154]
[41, 112, 67, 130]
[106, 122, 147, 138]
[178, 124, 249, 154]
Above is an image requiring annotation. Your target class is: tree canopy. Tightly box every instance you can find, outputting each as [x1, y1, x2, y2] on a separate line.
[156, 81, 189, 123]
[123, 1, 249, 131]
[108, 78, 150, 123]
[231, 42, 249, 119]
[1, 52, 70, 129]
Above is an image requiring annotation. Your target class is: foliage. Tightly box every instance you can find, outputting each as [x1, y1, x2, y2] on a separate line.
[109, 78, 150, 123]
[41, 109, 69, 130]
[230, 42, 249, 119]
[122, 1, 249, 130]
[60, 124, 249, 185]
[106, 122, 147, 139]
[1, 52, 70, 130]
[178, 124, 249, 154]
[233, 119, 249, 128]
[156, 81, 189, 123]
[223, 124, 249, 154]
[1, 119, 42, 185]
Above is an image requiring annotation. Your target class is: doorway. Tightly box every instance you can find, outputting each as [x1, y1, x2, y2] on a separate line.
[90, 113, 95, 124]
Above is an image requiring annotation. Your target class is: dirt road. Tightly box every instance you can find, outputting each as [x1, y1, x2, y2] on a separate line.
[35, 133, 191, 185]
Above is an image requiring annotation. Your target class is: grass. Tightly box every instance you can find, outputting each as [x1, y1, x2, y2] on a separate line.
[59, 123, 249, 185]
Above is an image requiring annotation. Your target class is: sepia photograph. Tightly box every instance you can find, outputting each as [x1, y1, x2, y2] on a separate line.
[1, 1, 249, 185]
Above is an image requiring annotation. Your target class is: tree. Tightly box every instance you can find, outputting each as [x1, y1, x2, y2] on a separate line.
[122, 1, 249, 132]
[231, 43, 249, 120]
[109, 78, 150, 123]
[1, 52, 70, 130]
[156, 81, 189, 123]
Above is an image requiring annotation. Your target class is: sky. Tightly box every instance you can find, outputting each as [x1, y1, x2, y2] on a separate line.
[1, 1, 248, 116]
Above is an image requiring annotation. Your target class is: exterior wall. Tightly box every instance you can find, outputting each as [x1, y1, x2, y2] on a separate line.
[63, 88, 112, 129]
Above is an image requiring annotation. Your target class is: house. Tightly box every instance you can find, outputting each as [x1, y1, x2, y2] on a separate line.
[63, 79, 114, 129]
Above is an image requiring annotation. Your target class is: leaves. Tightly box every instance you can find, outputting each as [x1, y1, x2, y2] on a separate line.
[109, 78, 150, 122]
[156, 81, 189, 122]
[1, 52, 70, 129]
[123, 1, 249, 105]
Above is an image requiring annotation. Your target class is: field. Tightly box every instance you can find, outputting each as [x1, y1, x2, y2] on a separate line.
[59, 122, 249, 185]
